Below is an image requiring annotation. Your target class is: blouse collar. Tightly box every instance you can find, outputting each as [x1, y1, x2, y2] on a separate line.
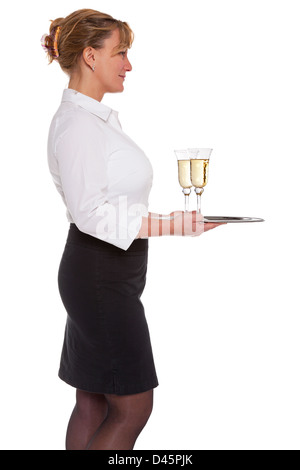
[61, 88, 113, 121]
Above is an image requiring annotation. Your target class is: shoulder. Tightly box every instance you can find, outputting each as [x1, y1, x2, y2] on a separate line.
[49, 102, 111, 153]
[53, 102, 103, 135]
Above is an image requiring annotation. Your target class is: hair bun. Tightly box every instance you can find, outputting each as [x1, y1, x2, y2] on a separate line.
[41, 24, 61, 60]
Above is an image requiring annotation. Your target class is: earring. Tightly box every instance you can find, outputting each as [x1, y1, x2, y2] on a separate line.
[92, 64, 95, 72]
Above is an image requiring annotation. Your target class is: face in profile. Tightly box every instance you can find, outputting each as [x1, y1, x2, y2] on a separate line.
[92, 28, 132, 94]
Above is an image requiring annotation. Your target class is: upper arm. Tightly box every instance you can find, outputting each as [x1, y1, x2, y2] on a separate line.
[55, 114, 109, 219]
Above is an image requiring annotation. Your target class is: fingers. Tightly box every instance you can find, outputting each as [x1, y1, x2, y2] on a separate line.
[204, 222, 227, 232]
[189, 210, 204, 221]
[169, 211, 226, 236]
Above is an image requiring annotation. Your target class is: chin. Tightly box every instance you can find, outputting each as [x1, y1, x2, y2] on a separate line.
[109, 86, 124, 94]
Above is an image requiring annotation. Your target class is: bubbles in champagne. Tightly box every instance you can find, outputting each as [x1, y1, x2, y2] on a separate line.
[177, 160, 192, 189]
[191, 159, 209, 188]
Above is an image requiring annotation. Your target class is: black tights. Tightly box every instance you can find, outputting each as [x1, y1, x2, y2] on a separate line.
[65, 388, 154, 450]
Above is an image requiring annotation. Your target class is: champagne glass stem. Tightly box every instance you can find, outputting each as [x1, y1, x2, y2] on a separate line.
[195, 188, 204, 213]
[184, 194, 189, 212]
[197, 194, 201, 213]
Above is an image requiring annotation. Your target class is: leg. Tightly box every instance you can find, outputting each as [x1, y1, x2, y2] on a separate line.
[66, 389, 108, 450]
[87, 389, 154, 450]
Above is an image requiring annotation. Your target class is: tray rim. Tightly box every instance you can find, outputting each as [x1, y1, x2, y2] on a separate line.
[203, 216, 265, 223]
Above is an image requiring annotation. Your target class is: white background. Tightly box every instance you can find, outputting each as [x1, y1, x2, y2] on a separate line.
[0, 0, 299, 450]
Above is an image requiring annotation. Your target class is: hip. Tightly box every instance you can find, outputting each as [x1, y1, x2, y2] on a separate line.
[58, 224, 149, 297]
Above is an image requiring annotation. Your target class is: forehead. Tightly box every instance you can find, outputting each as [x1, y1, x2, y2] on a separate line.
[104, 28, 121, 50]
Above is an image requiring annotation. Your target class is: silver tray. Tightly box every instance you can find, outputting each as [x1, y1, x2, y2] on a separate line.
[203, 216, 264, 223]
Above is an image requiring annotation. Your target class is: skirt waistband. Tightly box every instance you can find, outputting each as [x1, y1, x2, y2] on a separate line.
[66, 223, 148, 253]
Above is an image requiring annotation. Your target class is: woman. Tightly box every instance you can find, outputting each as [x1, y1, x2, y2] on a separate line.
[42, 8, 221, 451]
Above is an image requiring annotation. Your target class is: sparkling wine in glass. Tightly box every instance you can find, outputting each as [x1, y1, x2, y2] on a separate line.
[174, 149, 192, 212]
[189, 148, 212, 213]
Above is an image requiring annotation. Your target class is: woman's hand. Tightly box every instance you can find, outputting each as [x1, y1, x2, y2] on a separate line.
[204, 222, 225, 232]
[170, 211, 225, 236]
[137, 211, 225, 238]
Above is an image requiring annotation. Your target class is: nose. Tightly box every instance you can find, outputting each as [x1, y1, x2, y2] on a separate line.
[125, 57, 132, 72]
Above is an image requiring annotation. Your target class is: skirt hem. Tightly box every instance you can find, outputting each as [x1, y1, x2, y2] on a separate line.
[58, 370, 159, 396]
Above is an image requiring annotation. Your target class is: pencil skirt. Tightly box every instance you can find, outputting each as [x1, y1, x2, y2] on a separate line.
[57, 223, 158, 395]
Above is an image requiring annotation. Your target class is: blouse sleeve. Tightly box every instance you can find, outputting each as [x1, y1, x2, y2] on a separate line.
[54, 114, 143, 250]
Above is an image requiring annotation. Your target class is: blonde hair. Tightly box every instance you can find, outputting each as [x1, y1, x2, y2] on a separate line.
[42, 8, 134, 75]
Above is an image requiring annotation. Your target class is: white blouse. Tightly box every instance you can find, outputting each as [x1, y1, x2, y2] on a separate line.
[47, 88, 153, 250]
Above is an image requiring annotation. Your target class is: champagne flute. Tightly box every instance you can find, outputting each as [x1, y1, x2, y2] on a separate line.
[174, 149, 192, 212]
[189, 148, 212, 213]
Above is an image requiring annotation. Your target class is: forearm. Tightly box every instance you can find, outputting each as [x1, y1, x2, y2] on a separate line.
[137, 212, 174, 238]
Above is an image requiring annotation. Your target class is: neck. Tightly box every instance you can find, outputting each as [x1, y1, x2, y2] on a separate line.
[68, 74, 104, 102]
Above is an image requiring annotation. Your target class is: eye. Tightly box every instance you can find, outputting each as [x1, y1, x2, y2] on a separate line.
[119, 51, 127, 58]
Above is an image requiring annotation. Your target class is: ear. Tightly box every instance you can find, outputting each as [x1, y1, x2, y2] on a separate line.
[82, 47, 95, 68]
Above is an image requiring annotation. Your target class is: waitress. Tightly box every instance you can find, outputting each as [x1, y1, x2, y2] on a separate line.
[43, 8, 221, 450]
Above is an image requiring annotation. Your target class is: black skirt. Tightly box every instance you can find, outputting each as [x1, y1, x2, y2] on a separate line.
[57, 223, 158, 395]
